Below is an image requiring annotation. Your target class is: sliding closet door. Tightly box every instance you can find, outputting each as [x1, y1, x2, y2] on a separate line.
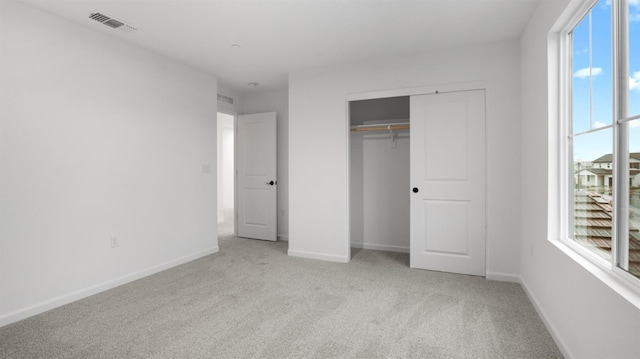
[409, 90, 486, 276]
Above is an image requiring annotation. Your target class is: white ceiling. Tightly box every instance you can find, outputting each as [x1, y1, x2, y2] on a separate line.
[20, 0, 542, 94]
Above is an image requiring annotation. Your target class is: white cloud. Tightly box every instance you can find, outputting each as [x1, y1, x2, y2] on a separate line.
[629, 71, 640, 91]
[594, 121, 608, 128]
[573, 67, 603, 79]
[630, 120, 640, 128]
[575, 47, 589, 55]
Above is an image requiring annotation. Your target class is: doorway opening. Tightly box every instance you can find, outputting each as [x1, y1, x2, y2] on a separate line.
[217, 112, 235, 237]
[349, 96, 411, 256]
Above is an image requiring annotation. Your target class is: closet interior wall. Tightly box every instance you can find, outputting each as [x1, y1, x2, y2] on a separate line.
[349, 96, 410, 254]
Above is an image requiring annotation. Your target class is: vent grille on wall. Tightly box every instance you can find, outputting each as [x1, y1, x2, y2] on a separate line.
[89, 12, 137, 33]
[217, 94, 234, 104]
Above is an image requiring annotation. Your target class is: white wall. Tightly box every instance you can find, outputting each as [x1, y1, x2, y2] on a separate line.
[217, 84, 242, 115]
[217, 116, 224, 223]
[217, 84, 241, 224]
[289, 41, 522, 274]
[216, 113, 234, 223]
[222, 119, 235, 210]
[0, 0, 218, 326]
[241, 89, 289, 239]
[520, 1, 640, 358]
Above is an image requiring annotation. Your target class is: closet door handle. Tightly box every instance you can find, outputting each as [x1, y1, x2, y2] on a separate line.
[266, 180, 275, 186]
[412, 187, 419, 193]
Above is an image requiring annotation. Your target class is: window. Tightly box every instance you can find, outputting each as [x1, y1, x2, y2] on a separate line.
[566, 0, 640, 282]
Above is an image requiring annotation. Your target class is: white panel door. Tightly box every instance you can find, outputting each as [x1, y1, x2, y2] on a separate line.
[410, 90, 485, 276]
[237, 112, 277, 241]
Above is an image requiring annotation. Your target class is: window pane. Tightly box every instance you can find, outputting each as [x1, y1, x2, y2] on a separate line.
[591, 1, 612, 128]
[628, 1, 640, 118]
[572, 15, 592, 134]
[571, 1, 613, 134]
[573, 128, 613, 261]
[621, 119, 640, 278]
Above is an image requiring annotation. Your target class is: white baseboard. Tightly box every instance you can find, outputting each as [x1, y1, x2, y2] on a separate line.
[350, 242, 409, 253]
[519, 276, 574, 359]
[485, 271, 520, 283]
[0, 246, 219, 328]
[277, 234, 289, 241]
[287, 249, 349, 263]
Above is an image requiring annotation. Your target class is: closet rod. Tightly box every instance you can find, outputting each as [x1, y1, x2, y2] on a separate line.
[350, 123, 410, 132]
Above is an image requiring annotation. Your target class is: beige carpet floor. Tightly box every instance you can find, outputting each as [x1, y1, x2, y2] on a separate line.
[0, 228, 562, 359]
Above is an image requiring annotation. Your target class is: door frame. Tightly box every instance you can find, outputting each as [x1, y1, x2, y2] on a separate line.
[345, 81, 487, 272]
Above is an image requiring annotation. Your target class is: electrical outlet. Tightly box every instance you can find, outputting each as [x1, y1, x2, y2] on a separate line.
[111, 236, 119, 248]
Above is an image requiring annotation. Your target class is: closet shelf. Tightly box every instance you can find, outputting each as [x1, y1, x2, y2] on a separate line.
[350, 122, 410, 132]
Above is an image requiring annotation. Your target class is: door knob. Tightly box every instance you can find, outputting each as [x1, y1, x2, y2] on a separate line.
[412, 187, 419, 193]
[266, 180, 275, 186]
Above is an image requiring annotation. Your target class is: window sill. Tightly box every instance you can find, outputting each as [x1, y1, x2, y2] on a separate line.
[550, 237, 640, 310]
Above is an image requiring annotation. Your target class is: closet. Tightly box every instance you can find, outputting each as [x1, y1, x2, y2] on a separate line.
[348, 89, 486, 276]
[349, 96, 411, 253]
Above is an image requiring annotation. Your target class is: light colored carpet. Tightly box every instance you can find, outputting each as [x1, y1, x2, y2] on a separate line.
[0, 234, 562, 359]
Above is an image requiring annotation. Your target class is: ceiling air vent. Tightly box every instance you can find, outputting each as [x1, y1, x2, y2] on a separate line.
[89, 12, 137, 33]
[217, 94, 234, 105]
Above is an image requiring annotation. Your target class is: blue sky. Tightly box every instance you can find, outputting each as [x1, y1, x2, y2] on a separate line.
[572, 0, 640, 162]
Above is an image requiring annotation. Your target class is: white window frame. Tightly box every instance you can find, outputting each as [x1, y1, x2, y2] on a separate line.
[557, 0, 640, 299]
